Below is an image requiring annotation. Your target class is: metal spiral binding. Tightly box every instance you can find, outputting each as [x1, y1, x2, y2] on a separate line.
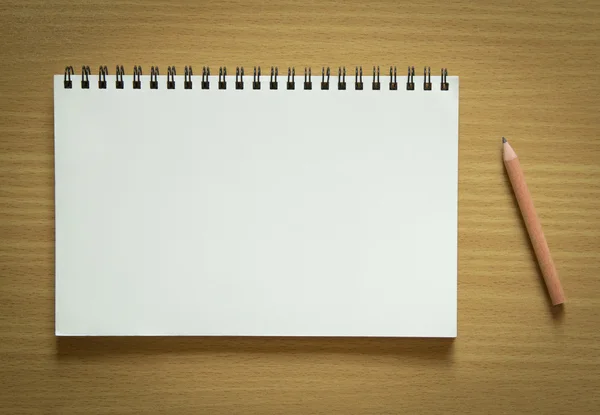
[270, 67, 278, 90]
[406, 66, 415, 91]
[389, 66, 397, 90]
[304, 67, 312, 90]
[133, 66, 142, 89]
[98, 66, 108, 89]
[167, 66, 176, 89]
[424, 67, 432, 91]
[355, 67, 363, 90]
[81, 66, 90, 89]
[62, 64, 450, 91]
[287, 67, 295, 90]
[64, 66, 74, 89]
[372, 66, 380, 90]
[236, 67, 244, 90]
[218, 67, 227, 89]
[338, 67, 346, 90]
[441, 68, 449, 90]
[321, 67, 330, 90]
[116, 65, 124, 89]
[150, 66, 159, 89]
[253, 67, 261, 89]
[184, 66, 193, 89]
[202, 67, 210, 89]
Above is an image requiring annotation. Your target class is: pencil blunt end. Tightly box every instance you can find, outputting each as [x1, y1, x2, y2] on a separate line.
[502, 137, 507, 143]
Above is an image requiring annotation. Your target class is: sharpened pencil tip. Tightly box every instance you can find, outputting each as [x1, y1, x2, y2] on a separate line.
[502, 137, 507, 143]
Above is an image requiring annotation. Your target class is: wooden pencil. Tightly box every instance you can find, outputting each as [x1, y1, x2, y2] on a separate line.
[503, 137, 565, 305]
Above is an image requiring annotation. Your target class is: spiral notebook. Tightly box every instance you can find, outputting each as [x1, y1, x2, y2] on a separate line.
[54, 65, 459, 337]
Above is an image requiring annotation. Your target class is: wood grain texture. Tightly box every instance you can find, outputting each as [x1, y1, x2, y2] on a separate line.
[1, 0, 599, 413]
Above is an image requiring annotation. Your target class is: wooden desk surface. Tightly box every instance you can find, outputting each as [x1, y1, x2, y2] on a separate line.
[1, 0, 599, 413]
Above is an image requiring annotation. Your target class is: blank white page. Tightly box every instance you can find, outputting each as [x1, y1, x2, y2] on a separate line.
[54, 73, 458, 337]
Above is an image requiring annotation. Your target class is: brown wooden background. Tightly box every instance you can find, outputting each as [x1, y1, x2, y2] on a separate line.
[1, 0, 599, 413]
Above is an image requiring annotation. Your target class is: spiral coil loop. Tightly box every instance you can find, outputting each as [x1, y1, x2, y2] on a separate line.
[372, 66, 380, 90]
[389, 66, 397, 91]
[218, 67, 227, 90]
[150, 66, 159, 89]
[81, 66, 90, 89]
[236, 67, 244, 90]
[321, 67, 330, 90]
[287, 67, 295, 90]
[64, 66, 74, 89]
[270, 67, 278, 90]
[202, 67, 210, 90]
[338, 67, 346, 90]
[253, 67, 261, 90]
[116, 65, 124, 89]
[304, 67, 312, 90]
[167, 66, 176, 89]
[424, 67, 432, 91]
[406, 66, 415, 91]
[355, 67, 363, 90]
[98, 66, 108, 89]
[184, 66, 193, 89]
[441, 68, 449, 90]
[133, 66, 142, 89]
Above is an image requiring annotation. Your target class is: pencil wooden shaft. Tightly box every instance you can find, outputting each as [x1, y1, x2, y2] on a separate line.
[504, 156, 565, 305]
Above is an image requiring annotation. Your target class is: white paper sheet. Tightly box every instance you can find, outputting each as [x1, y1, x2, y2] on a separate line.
[54, 73, 459, 337]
